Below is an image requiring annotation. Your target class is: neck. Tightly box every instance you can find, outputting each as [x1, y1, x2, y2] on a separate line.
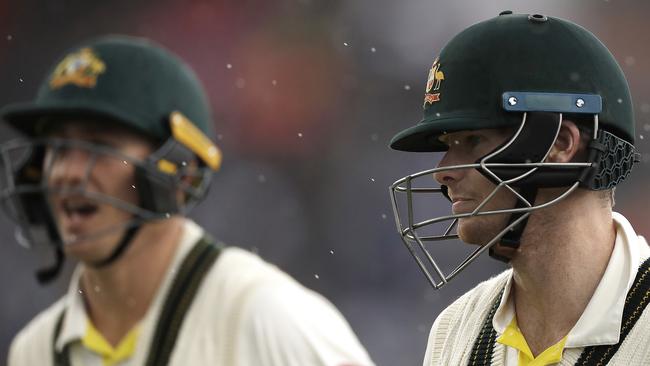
[79, 216, 185, 346]
[508, 189, 615, 356]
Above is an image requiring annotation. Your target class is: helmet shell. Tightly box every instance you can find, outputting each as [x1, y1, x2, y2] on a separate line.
[390, 13, 634, 152]
[1, 35, 213, 142]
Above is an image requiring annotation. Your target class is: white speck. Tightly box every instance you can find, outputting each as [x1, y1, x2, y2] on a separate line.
[6, 35, 12, 41]
[641, 135, 645, 140]
[404, 85, 411, 90]
[208, 146, 217, 156]
[123, 160, 128, 165]
[131, 185, 136, 189]
[381, 214, 387, 219]
[165, 213, 171, 218]
[435, 112, 441, 117]
[625, 57, 636, 67]
[94, 285, 100, 293]
[617, 98, 623, 104]
[226, 63, 232, 69]
[258, 174, 266, 183]
[370, 47, 376, 53]
[453, 140, 460, 145]
[370, 178, 375, 182]
[298, 132, 303, 138]
[235, 78, 246, 89]
[329, 250, 334, 255]
[181, 161, 187, 166]
[271, 79, 277, 86]
[569, 72, 580, 82]
[18, 78, 23, 83]
[343, 42, 349, 47]
[314, 274, 320, 279]
[370, 133, 379, 141]
[217, 134, 223, 140]
[78, 289, 83, 294]
[641, 104, 650, 114]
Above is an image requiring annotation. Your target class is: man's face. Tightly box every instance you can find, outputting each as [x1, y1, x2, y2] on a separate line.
[44, 120, 153, 262]
[433, 128, 517, 245]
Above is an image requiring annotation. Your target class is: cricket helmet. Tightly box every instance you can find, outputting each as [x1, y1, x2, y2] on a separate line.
[0, 35, 222, 282]
[389, 12, 639, 289]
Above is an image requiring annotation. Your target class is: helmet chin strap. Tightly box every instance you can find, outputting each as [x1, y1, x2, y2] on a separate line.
[90, 224, 141, 268]
[488, 186, 537, 263]
[34, 224, 141, 283]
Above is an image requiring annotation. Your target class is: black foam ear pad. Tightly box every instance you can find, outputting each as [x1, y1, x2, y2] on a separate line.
[478, 112, 585, 188]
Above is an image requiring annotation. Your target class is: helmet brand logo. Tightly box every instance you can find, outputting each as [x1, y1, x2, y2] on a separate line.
[49, 48, 106, 90]
[424, 57, 444, 107]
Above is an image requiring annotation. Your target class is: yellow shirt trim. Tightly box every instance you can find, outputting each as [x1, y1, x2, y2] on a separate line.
[81, 320, 140, 366]
[496, 317, 567, 366]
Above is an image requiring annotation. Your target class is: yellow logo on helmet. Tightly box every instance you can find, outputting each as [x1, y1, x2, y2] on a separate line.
[424, 57, 444, 107]
[49, 48, 106, 89]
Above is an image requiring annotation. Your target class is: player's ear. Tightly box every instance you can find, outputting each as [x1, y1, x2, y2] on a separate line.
[546, 120, 581, 163]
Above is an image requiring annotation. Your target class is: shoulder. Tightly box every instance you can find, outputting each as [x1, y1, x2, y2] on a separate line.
[8, 298, 66, 366]
[204, 247, 374, 365]
[423, 270, 510, 366]
[611, 299, 650, 364]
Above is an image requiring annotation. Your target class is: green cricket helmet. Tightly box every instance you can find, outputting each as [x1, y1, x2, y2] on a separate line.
[388, 12, 639, 290]
[0, 35, 222, 282]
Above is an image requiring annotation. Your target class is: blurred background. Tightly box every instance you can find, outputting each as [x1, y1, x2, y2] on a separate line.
[1, 0, 649, 364]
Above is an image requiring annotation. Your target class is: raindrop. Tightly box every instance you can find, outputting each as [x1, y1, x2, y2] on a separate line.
[370, 133, 379, 141]
[298, 132, 303, 138]
[226, 63, 233, 69]
[381, 214, 387, 219]
[314, 274, 320, 279]
[370, 47, 377, 53]
[271, 79, 277, 86]
[6, 35, 12, 41]
[94, 285, 101, 293]
[343, 42, 349, 47]
[181, 161, 187, 166]
[123, 160, 128, 165]
[404, 85, 411, 90]
[258, 174, 266, 183]
[370, 178, 375, 182]
[78, 289, 84, 294]
[625, 56, 636, 66]
[18, 78, 23, 83]
[641, 135, 645, 140]
[131, 185, 136, 189]
[329, 250, 334, 255]
[453, 140, 460, 145]
[235, 78, 246, 89]
[617, 98, 623, 104]
[165, 213, 171, 218]
[435, 112, 441, 117]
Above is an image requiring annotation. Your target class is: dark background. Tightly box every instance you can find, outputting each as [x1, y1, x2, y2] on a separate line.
[1, 0, 650, 365]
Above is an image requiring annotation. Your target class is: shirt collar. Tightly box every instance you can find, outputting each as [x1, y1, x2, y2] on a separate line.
[54, 218, 205, 352]
[492, 212, 650, 348]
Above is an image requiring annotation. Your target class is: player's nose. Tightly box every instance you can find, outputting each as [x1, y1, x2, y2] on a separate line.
[46, 146, 94, 187]
[433, 151, 465, 186]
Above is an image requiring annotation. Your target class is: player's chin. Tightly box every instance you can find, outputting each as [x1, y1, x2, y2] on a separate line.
[457, 218, 497, 246]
